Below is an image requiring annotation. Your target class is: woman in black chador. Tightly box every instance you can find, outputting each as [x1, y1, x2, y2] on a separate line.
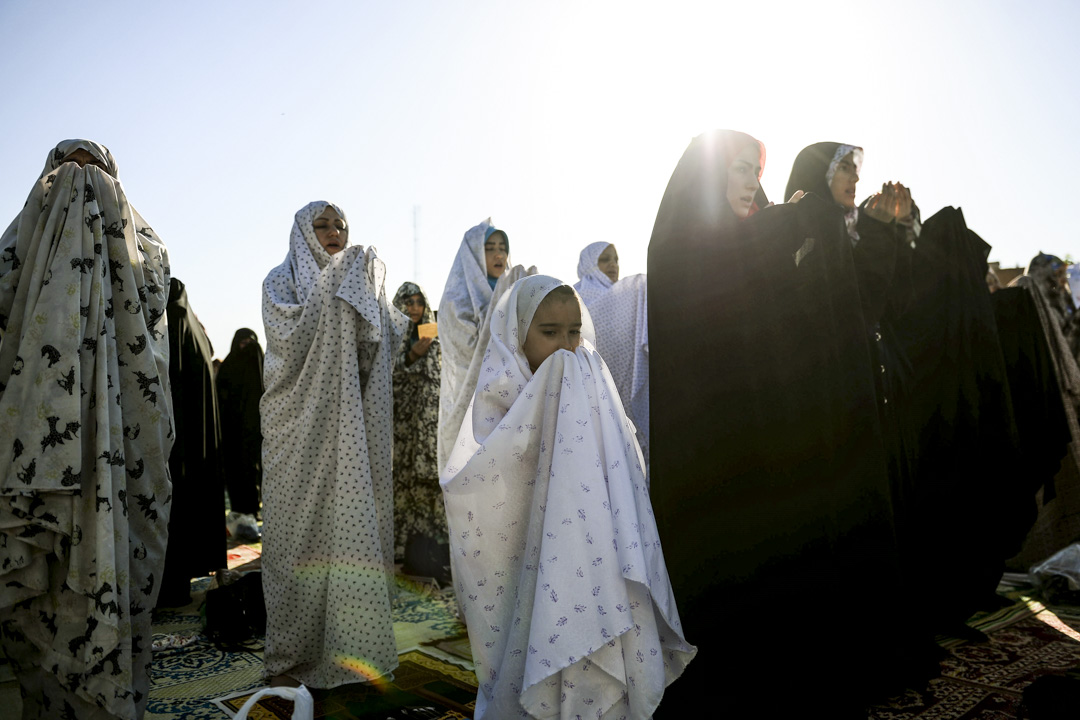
[158, 277, 227, 607]
[649, 130, 920, 716]
[216, 328, 265, 539]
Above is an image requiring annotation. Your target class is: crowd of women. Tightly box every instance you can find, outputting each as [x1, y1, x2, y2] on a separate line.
[0, 135, 1078, 719]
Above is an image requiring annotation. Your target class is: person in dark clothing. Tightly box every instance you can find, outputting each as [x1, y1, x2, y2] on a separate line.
[1007, 255, 1080, 567]
[888, 209, 1024, 630]
[158, 277, 227, 607]
[216, 327, 264, 541]
[649, 130, 914, 717]
[993, 284, 1071, 568]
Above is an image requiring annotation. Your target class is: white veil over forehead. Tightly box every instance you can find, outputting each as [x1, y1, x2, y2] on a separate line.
[439, 219, 499, 333]
[437, 219, 536, 470]
[42, 139, 120, 178]
[573, 241, 614, 305]
[469, 275, 595, 441]
[286, 201, 348, 303]
[440, 274, 693, 720]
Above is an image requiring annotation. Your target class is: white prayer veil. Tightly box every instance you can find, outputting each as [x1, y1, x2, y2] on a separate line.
[573, 241, 614, 305]
[441, 275, 693, 720]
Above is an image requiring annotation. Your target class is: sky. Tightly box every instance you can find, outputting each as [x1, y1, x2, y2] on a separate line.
[2, 0, 1077, 355]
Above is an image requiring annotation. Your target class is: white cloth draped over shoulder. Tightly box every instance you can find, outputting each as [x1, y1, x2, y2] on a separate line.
[573, 241, 614, 307]
[261, 201, 407, 688]
[442, 275, 694, 720]
[437, 218, 535, 471]
[0, 140, 173, 719]
[589, 273, 651, 475]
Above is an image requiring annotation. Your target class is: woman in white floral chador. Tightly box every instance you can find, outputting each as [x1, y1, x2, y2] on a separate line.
[261, 202, 407, 688]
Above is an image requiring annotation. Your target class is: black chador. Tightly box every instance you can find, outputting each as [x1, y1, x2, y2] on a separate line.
[649, 131, 912, 715]
[157, 277, 226, 607]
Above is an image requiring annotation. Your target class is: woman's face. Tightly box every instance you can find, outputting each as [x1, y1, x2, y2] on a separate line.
[522, 295, 582, 372]
[596, 244, 619, 283]
[829, 152, 859, 209]
[61, 149, 108, 172]
[313, 206, 348, 255]
[403, 293, 426, 325]
[485, 231, 508, 278]
[725, 144, 762, 219]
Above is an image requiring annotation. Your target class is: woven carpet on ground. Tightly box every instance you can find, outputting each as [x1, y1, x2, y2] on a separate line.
[213, 651, 477, 720]
[146, 575, 472, 719]
[867, 593, 1080, 719]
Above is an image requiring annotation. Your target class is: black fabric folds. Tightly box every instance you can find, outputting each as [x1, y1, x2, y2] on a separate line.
[648, 130, 908, 714]
[889, 209, 1023, 627]
[216, 328, 264, 515]
[993, 286, 1070, 566]
[158, 277, 226, 606]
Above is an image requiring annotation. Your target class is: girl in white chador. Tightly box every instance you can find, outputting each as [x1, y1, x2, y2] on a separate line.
[442, 275, 694, 719]
[438, 219, 534, 470]
[574, 242, 651, 477]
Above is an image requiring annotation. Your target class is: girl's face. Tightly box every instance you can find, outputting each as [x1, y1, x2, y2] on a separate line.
[313, 206, 348, 255]
[403, 293, 426, 325]
[522, 294, 582, 372]
[726, 144, 762, 219]
[597, 244, 619, 283]
[829, 152, 859, 209]
[485, 232, 508, 278]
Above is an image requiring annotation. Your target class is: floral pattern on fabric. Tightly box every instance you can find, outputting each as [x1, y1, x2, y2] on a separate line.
[260, 201, 408, 688]
[588, 273, 651, 478]
[442, 275, 695, 719]
[0, 140, 173, 720]
[391, 282, 445, 559]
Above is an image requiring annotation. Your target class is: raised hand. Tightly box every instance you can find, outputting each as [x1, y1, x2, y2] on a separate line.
[863, 182, 912, 222]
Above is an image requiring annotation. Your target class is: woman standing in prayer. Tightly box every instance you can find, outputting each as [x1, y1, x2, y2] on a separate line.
[391, 281, 447, 580]
[0, 140, 173, 719]
[158, 277, 226, 607]
[576, 242, 652, 474]
[260, 201, 406, 689]
[216, 328, 264, 541]
[572, 241, 618, 306]
[1006, 253, 1080, 567]
[442, 275, 695, 719]
[437, 220, 534, 470]
[649, 130, 915, 714]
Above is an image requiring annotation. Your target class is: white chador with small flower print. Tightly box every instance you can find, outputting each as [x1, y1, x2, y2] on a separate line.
[442, 275, 695, 719]
[261, 202, 407, 687]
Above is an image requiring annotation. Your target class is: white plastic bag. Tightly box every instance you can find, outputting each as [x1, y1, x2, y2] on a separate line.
[1030, 543, 1080, 604]
[234, 685, 314, 720]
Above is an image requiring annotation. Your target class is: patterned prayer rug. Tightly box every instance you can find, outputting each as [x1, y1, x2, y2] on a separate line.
[213, 651, 477, 719]
[867, 597, 1080, 718]
[143, 574, 472, 719]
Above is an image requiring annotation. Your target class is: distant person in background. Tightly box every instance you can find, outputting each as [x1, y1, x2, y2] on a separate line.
[391, 282, 447, 580]
[216, 327, 265, 542]
[0, 139, 173, 718]
[261, 201, 406, 689]
[576, 242, 652, 476]
[158, 278, 226, 608]
[438, 219, 535, 470]
[1008, 253, 1080, 567]
[572, 241, 617, 305]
